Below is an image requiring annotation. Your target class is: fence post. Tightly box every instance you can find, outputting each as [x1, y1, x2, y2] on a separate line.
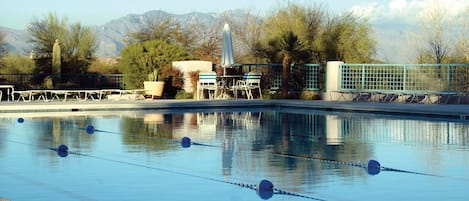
[323, 61, 344, 101]
[403, 64, 407, 91]
[447, 65, 451, 91]
[361, 64, 365, 89]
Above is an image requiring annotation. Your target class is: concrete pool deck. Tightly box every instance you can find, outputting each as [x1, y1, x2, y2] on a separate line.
[0, 100, 469, 121]
[1, 99, 469, 121]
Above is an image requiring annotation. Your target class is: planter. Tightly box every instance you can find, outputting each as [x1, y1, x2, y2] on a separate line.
[143, 114, 164, 123]
[144, 81, 165, 99]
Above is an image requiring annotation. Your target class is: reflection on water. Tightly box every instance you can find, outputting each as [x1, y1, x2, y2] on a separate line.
[1, 110, 469, 200]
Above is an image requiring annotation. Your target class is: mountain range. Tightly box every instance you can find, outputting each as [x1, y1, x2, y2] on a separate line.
[0, 10, 408, 63]
[0, 10, 225, 57]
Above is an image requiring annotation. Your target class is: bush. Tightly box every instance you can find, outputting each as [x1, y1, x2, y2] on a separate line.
[175, 90, 193, 99]
[0, 54, 35, 74]
[119, 39, 188, 89]
[88, 57, 120, 74]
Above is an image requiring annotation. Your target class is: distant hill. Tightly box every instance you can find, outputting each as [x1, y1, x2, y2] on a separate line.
[0, 27, 31, 54]
[93, 10, 226, 56]
[0, 10, 231, 57]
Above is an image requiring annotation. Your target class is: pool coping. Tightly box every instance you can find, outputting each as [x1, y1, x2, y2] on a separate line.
[1, 99, 469, 121]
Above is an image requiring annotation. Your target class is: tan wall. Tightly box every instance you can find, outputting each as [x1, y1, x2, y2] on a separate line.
[172, 60, 213, 93]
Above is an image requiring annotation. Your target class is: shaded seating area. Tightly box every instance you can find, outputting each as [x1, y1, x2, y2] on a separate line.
[195, 71, 263, 100]
[232, 72, 263, 99]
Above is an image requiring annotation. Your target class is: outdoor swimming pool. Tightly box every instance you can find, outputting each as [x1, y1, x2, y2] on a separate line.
[1, 108, 469, 201]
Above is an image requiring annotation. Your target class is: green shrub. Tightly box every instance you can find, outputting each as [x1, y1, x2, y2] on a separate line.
[0, 54, 35, 74]
[119, 39, 188, 89]
[175, 90, 193, 99]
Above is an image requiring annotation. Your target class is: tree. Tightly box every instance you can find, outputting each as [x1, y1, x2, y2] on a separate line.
[127, 14, 208, 61]
[414, 0, 450, 65]
[0, 54, 35, 74]
[266, 31, 310, 98]
[449, 7, 468, 63]
[318, 12, 376, 63]
[261, 3, 325, 63]
[185, 19, 223, 62]
[128, 15, 181, 44]
[119, 39, 188, 89]
[222, 9, 265, 64]
[28, 12, 97, 76]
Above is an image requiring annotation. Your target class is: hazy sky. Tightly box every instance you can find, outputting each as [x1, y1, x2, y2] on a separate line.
[0, 0, 389, 29]
[1, 0, 467, 62]
[2, 0, 467, 30]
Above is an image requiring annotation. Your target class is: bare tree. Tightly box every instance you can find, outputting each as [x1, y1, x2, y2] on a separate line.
[452, 7, 469, 63]
[189, 18, 223, 63]
[415, 0, 450, 65]
[127, 15, 181, 44]
[224, 9, 265, 63]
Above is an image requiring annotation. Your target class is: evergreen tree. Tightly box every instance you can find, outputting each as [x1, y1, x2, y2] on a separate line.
[119, 39, 188, 89]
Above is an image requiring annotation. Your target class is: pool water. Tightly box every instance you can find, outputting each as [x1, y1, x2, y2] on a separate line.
[1, 108, 469, 201]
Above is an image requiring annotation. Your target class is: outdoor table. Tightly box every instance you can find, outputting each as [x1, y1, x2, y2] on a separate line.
[217, 75, 243, 99]
[0, 85, 15, 101]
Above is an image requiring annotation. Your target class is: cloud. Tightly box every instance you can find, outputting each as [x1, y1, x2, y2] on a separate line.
[348, 0, 468, 63]
[389, 0, 408, 10]
[351, 0, 469, 25]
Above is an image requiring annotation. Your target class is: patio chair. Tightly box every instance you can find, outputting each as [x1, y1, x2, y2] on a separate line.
[197, 72, 219, 99]
[232, 72, 262, 99]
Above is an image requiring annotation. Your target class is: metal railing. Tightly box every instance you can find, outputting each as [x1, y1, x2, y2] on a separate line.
[339, 64, 469, 92]
[3, 64, 469, 94]
[238, 63, 322, 90]
[0, 64, 322, 92]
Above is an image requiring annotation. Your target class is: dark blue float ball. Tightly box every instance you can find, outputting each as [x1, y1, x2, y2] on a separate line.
[368, 159, 381, 169]
[257, 179, 274, 200]
[57, 144, 69, 157]
[17, 117, 24, 123]
[181, 137, 191, 148]
[367, 159, 381, 175]
[86, 125, 95, 135]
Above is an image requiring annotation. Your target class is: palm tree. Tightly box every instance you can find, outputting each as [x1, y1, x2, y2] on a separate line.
[269, 31, 310, 98]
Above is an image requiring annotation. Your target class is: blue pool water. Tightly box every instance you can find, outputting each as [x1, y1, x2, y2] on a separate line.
[1, 108, 469, 201]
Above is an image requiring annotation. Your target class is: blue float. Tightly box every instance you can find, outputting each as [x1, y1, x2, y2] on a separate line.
[17, 117, 24, 123]
[57, 144, 69, 157]
[257, 179, 274, 200]
[181, 136, 191, 148]
[86, 125, 95, 135]
[367, 159, 381, 175]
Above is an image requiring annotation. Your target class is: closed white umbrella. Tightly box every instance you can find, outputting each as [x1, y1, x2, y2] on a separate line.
[221, 23, 234, 75]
